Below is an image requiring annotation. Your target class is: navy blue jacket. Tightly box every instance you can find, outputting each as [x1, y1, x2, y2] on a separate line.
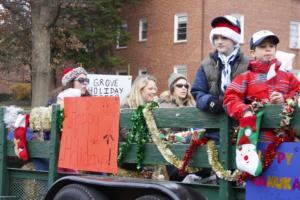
[191, 50, 248, 112]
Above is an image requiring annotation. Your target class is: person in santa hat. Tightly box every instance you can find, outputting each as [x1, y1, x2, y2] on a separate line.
[192, 15, 249, 115]
[191, 15, 250, 143]
[47, 66, 91, 106]
[34, 66, 91, 171]
[189, 15, 250, 183]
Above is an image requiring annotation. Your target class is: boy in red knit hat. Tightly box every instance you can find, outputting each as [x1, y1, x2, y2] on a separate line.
[224, 30, 299, 176]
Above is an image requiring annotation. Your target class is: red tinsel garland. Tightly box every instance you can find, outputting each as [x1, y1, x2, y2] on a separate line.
[179, 136, 207, 176]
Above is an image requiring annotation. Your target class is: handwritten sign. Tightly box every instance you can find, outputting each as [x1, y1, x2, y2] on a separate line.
[58, 97, 120, 173]
[246, 142, 300, 200]
[87, 74, 132, 103]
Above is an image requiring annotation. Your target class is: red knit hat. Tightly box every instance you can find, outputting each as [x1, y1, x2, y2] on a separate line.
[61, 67, 87, 86]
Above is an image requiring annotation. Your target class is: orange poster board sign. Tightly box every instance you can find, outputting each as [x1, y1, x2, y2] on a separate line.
[58, 96, 120, 173]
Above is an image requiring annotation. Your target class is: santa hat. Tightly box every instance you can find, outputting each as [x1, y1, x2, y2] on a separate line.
[237, 133, 251, 146]
[61, 67, 87, 86]
[209, 15, 241, 45]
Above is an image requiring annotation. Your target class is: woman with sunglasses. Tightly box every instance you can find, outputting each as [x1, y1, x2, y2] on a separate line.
[159, 73, 195, 108]
[37, 67, 91, 173]
[158, 73, 196, 181]
[47, 67, 91, 106]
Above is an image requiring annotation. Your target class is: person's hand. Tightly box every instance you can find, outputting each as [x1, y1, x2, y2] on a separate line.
[243, 111, 253, 118]
[57, 88, 81, 100]
[270, 91, 284, 104]
[207, 97, 223, 114]
[57, 88, 81, 107]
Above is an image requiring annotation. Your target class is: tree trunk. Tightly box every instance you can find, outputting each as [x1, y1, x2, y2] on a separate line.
[30, 0, 58, 107]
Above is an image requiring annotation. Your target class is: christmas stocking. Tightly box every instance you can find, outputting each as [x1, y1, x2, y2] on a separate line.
[13, 114, 29, 161]
[236, 111, 263, 176]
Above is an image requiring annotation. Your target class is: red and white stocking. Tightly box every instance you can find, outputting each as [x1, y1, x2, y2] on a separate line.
[13, 114, 29, 161]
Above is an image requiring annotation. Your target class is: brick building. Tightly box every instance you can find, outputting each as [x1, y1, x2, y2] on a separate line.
[113, 0, 300, 93]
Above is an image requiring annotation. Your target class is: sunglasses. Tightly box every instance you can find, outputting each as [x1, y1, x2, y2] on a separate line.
[175, 84, 189, 89]
[75, 77, 90, 85]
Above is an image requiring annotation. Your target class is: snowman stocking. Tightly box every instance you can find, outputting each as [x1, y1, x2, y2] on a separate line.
[13, 114, 29, 161]
[236, 111, 263, 176]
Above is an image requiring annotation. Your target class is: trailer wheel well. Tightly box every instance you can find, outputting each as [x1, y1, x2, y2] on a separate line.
[53, 183, 108, 200]
[135, 194, 170, 200]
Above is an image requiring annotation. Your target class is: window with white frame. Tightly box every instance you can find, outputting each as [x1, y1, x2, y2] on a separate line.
[290, 21, 300, 49]
[174, 13, 187, 43]
[139, 19, 148, 41]
[231, 13, 244, 44]
[173, 65, 187, 77]
[116, 23, 128, 49]
[138, 69, 148, 75]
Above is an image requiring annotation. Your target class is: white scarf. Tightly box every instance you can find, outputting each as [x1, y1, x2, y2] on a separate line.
[218, 46, 240, 93]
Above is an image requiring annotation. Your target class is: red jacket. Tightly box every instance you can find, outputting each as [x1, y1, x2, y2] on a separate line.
[224, 59, 299, 120]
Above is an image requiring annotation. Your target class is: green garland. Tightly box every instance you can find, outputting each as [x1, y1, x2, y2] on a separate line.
[118, 102, 158, 170]
[57, 109, 64, 131]
[135, 104, 149, 170]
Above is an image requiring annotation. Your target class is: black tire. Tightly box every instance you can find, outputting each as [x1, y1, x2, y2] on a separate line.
[135, 194, 170, 200]
[53, 183, 109, 200]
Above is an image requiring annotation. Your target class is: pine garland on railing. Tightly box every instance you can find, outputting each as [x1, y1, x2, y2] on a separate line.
[118, 103, 153, 170]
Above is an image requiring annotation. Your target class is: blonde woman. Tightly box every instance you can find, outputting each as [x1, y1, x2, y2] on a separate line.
[120, 74, 158, 140]
[120, 75, 168, 180]
[159, 73, 195, 108]
[122, 74, 157, 108]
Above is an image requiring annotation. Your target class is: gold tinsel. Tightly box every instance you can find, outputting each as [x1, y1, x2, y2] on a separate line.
[29, 106, 52, 131]
[143, 105, 200, 173]
[207, 140, 241, 181]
